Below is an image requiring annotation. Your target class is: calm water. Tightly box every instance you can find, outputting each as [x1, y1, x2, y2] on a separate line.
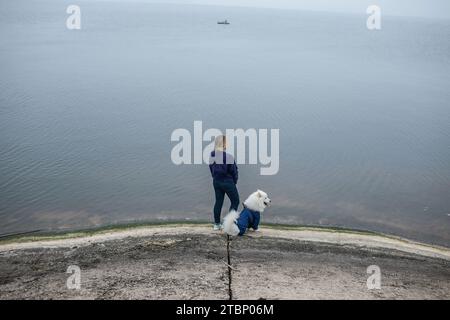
[1, 0, 449, 245]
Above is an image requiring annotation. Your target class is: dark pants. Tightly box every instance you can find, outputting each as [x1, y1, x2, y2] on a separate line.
[213, 180, 240, 224]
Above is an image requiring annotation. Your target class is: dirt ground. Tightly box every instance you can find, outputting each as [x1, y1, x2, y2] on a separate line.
[0, 225, 449, 299]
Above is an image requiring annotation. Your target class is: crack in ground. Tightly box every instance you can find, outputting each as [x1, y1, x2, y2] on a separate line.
[226, 235, 233, 300]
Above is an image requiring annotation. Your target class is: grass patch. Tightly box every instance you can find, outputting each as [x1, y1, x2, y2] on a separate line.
[261, 222, 382, 236]
[0, 220, 209, 245]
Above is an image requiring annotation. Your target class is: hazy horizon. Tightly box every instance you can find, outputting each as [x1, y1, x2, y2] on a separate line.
[101, 0, 450, 19]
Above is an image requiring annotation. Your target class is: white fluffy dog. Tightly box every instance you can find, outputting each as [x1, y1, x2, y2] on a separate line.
[222, 190, 271, 236]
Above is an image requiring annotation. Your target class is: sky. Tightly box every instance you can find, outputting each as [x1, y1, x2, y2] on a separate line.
[133, 0, 450, 19]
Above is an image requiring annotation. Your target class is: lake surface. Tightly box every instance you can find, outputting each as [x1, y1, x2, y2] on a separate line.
[1, 0, 449, 246]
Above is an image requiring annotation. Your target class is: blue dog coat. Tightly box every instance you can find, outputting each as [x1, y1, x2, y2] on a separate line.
[236, 206, 261, 236]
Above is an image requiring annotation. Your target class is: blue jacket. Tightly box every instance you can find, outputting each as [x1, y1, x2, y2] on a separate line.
[236, 207, 260, 236]
[209, 150, 238, 184]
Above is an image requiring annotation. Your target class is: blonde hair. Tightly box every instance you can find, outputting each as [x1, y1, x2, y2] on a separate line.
[214, 135, 227, 151]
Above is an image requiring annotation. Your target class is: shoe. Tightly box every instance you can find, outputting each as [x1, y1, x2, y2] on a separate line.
[213, 223, 221, 231]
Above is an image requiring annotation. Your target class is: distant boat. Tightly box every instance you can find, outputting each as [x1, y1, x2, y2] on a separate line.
[217, 20, 230, 25]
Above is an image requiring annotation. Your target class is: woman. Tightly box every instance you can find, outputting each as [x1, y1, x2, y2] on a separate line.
[209, 135, 240, 230]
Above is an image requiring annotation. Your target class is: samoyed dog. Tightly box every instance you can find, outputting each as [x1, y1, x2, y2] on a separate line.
[222, 190, 271, 236]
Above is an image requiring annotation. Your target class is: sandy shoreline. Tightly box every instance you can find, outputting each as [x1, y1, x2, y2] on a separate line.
[1, 224, 449, 260]
[0, 224, 449, 299]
